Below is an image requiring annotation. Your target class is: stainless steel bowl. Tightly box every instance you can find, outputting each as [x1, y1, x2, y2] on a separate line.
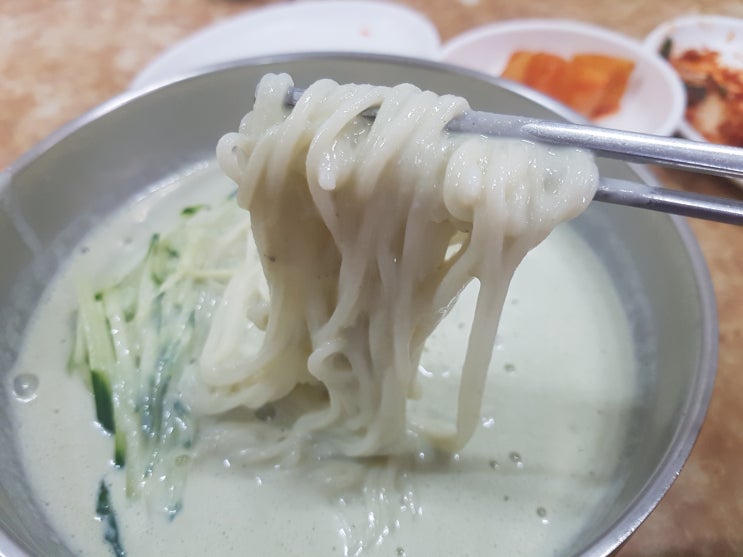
[0, 54, 717, 557]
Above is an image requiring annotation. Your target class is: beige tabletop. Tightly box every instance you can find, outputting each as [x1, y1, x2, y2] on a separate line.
[2, 0, 743, 555]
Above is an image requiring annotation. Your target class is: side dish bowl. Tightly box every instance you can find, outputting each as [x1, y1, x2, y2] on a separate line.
[0, 54, 716, 557]
[645, 14, 743, 141]
[644, 14, 743, 188]
[440, 18, 686, 136]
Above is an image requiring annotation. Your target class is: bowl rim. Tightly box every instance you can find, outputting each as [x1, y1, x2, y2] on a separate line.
[441, 17, 649, 51]
[0, 52, 719, 557]
[644, 13, 743, 46]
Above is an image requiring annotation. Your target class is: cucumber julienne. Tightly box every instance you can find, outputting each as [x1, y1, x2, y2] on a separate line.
[67, 197, 250, 525]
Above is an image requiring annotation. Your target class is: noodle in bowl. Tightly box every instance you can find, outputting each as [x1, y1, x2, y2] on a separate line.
[0, 54, 717, 557]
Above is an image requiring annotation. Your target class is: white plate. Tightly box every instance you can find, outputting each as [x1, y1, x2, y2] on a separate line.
[440, 19, 686, 136]
[131, 1, 441, 90]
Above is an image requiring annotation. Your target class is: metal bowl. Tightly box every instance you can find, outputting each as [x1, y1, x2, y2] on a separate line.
[0, 54, 717, 557]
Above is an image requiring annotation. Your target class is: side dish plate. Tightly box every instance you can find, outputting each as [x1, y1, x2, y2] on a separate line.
[440, 19, 686, 136]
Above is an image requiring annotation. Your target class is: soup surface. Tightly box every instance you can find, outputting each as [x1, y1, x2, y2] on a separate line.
[9, 162, 637, 556]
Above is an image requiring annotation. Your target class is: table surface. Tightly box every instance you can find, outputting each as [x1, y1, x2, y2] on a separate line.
[2, 0, 743, 555]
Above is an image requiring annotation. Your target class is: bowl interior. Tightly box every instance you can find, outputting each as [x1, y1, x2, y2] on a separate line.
[0, 54, 716, 557]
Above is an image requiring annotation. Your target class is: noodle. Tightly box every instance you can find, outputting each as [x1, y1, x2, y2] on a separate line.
[200, 73, 599, 456]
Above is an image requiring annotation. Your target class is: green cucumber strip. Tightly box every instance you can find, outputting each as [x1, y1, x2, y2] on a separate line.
[91, 370, 115, 434]
[181, 204, 208, 217]
[67, 309, 92, 389]
[147, 234, 180, 286]
[96, 480, 126, 557]
[78, 287, 118, 434]
[78, 289, 116, 375]
[71, 197, 250, 521]
[100, 293, 137, 469]
[114, 430, 127, 468]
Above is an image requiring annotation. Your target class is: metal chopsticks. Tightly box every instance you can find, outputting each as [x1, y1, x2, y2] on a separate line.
[448, 111, 743, 179]
[284, 87, 743, 225]
[595, 178, 743, 225]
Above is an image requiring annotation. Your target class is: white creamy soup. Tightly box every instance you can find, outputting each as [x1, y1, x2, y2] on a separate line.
[9, 162, 637, 557]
